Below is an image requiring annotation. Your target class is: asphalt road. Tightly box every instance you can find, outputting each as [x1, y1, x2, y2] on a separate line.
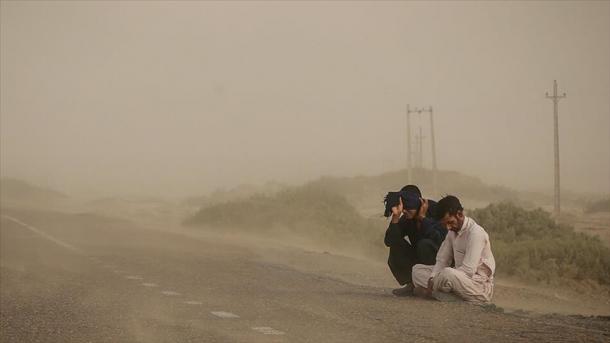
[1, 208, 609, 343]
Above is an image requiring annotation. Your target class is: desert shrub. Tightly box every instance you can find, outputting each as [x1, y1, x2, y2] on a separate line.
[183, 184, 385, 257]
[471, 203, 610, 285]
[185, 184, 610, 287]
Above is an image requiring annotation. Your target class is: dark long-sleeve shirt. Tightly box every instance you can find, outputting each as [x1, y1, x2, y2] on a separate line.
[384, 200, 446, 248]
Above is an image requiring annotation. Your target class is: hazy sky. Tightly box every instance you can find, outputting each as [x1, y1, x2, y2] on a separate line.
[1, 1, 609, 197]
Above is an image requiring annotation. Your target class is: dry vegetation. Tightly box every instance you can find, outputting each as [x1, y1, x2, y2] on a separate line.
[471, 203, 610, 287]
[184, 183, 384, 258]
[185, 176, 610, 291]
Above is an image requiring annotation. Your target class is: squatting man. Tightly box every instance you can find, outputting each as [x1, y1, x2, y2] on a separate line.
[384, 190, 496, 303]
[383, 185, 446, 296]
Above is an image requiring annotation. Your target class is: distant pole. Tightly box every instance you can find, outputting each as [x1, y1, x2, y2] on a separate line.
[427, 106, 438, 196]
[406, 104, 414, 183]
[407, 105, 436, 190]
[417, 126, 424, 169]
[545, 80, 566, 218]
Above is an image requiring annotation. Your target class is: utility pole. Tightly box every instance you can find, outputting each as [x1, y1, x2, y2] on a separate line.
[406, 105, 438, 193]
[415, 126, 425, 168]
[425, 106, 438, 196]
[406, 104, 415, 183]
[545, 80, 566, 218]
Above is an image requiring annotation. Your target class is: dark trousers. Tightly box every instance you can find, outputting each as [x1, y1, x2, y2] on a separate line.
[387, 238, 438, 285]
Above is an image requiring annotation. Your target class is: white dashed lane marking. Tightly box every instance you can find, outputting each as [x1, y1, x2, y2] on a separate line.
[3, 215, 289, 337]
[252, 327, 285, 335]
[211, 311, 240, 319]
[1, 215, 82, 253]
[183, 300, 203, 305]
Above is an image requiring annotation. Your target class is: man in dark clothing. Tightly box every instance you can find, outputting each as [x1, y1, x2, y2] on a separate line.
[383, 185, 446, 296]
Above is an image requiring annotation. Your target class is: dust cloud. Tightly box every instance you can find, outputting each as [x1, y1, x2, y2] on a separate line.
[1, 1, 610, 328]
[1, 1, 609, 198]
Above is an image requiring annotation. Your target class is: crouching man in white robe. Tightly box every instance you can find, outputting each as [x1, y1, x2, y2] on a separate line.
[412, 195, 495, 304]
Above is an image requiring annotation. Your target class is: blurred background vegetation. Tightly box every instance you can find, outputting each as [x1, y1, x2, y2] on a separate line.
[184, 168, 610, 290]
[3, 169, 608, 290]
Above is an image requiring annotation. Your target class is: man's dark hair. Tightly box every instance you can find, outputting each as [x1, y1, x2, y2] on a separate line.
[400, 184, 421, 197]
[383, 192, 401, 217]
[383, 185, 423, 217]
[434, 195, 463, 220]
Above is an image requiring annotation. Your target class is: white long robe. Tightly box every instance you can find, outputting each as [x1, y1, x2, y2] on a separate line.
[412, 216, 496, 303]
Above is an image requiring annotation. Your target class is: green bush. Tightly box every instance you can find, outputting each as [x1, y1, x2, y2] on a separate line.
[471, 203, 610, 285]
[183, 183, 385, 257]
[185, 186, 610, 287]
